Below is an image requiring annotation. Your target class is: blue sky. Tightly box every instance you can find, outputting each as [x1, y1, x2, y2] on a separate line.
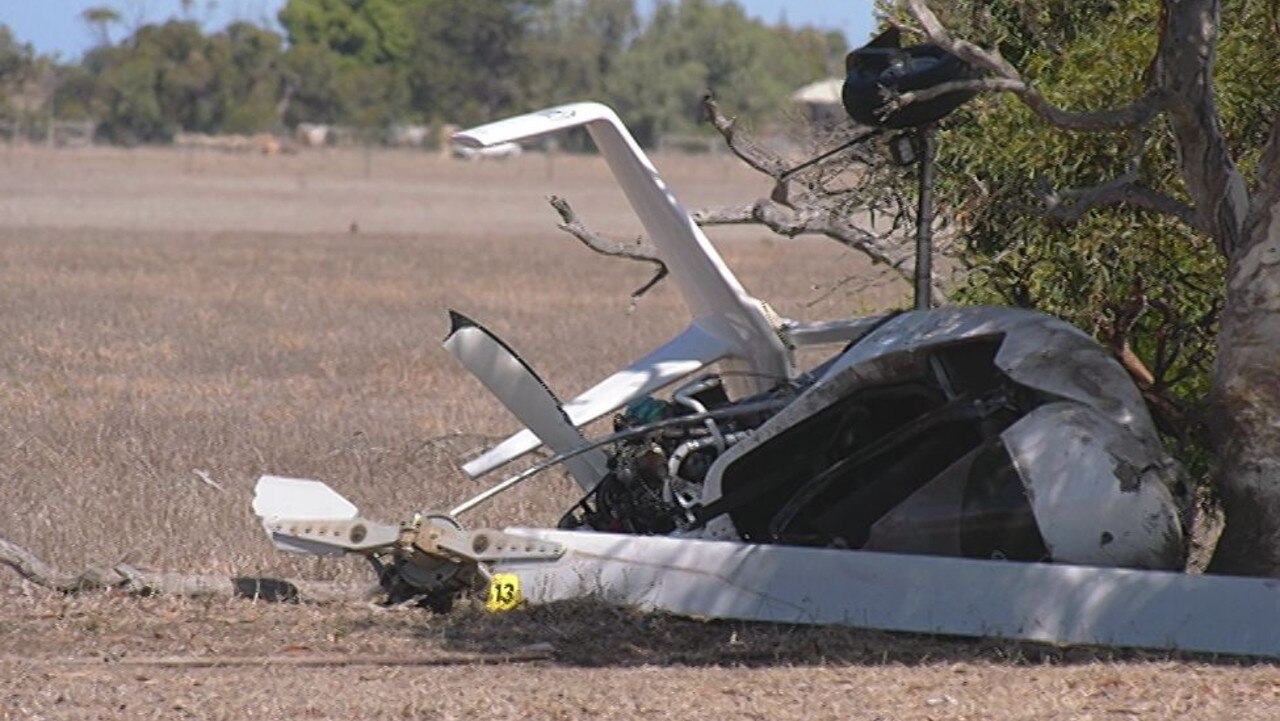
[2, 0, 878, 62]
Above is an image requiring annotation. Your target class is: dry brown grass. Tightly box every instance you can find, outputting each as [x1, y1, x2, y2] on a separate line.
[0, 146, 893, 579]
[0, 145, 1272, 719]
[2, 587, 1277, 721]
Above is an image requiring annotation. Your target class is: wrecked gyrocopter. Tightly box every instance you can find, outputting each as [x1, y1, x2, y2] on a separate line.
[252, 43, 1280, 657]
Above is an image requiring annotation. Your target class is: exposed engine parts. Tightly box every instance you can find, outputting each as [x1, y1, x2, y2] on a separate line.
[559, 336, 1050, 561]
[559, 317, 1186, 573]
[560, 375, 768, 534]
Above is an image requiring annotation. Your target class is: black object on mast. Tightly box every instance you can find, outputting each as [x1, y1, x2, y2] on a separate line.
[841, 26, 979, 310]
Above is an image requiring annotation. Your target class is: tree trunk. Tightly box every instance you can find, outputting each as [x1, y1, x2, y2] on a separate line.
[904, 0, 1280, 574]
[1208, 191, 1280, 574]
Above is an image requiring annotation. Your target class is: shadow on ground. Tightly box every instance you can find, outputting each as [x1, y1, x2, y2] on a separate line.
[378, 597, 1266, 668]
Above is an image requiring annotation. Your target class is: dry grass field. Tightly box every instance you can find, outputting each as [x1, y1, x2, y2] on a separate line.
[0, 144, 1276, 720]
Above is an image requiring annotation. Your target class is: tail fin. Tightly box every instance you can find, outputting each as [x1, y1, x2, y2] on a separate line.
[453, 103, 792, 393]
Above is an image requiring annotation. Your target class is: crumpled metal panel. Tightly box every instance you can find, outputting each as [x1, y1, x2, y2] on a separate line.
[1002, 402, 1184, 569]
[699, 306, 1186, 565]
[821, 306, 1162, 445]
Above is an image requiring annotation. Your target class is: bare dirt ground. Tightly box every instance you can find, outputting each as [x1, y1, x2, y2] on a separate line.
[0, 144, 1275, 719]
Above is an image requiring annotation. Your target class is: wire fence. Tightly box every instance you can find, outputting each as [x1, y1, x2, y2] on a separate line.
[0, 118, 97, 147]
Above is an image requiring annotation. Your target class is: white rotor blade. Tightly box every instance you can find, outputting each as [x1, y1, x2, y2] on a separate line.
[251, 476, 360, 556]
[495, 528, 1280, 659]
[252, 476, 358, 521]
[444, 311, 607, 491]
[462, 321, 732, 479]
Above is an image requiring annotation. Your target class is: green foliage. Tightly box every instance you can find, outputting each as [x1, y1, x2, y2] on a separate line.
[0, 25, 37, 116]
[212, 23, 288, 133]
[81, 5, 123, 47]
[403, 0, 549, 125]
[271, 0, 837, 136]
[519, 0, 639, 109]
[65, 19, 285, 142]
[603, 0, 836, 145]
[904, 0, 1280, 478]
[37, 0, 847, 142]
[279, 44, 405, 126]
[278, 0, 423, 65]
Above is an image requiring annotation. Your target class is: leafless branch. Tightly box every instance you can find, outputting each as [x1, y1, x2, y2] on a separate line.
[547, 93, 946, 305]
[1089, 277, 1210, 445]
[804, 266, 902, 308]
[693, 201, 899, 265]
[692, 200, 948, 301]
[1, 536, 379, 603]
[698, 94, 949, 300]
[702, 94, 792, 178]
[548, 195, 668, 300]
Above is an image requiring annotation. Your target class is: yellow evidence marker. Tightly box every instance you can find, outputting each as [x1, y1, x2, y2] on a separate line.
[486, 573, 522, 612]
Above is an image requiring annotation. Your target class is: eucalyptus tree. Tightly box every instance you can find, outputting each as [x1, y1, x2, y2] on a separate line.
[888, 0, 1280, 574]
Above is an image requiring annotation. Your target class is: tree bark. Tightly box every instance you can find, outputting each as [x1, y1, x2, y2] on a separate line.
[1152, 0, 1248, 256]
[902, 0, 1280, 574]
[1207, 159, 1280, 574]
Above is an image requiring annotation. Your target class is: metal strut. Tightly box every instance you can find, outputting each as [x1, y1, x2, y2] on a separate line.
[914, 125, 936, 310]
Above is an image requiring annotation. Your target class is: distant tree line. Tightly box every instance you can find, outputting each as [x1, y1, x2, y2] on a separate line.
[0, 0, 847, 146]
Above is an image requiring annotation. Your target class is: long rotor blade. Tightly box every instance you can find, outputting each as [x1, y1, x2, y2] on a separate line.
[443, 311, 607, 491]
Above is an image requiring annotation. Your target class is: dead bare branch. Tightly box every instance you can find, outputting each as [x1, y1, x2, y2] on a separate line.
[701, 94, 792, 179]
[548, 195, 668, 300]
[804, 266, 902, 308]
[1112, 344, 1209, 446]
[697, 94, 950, 301]
[551, 93, 948, 304]
[692, 201, 948, 301]
[693, 201, 899, 264]
[1, 536, 378, 603]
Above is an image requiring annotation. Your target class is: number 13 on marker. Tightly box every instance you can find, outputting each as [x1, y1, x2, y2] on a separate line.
[486, 573, 522, 611]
